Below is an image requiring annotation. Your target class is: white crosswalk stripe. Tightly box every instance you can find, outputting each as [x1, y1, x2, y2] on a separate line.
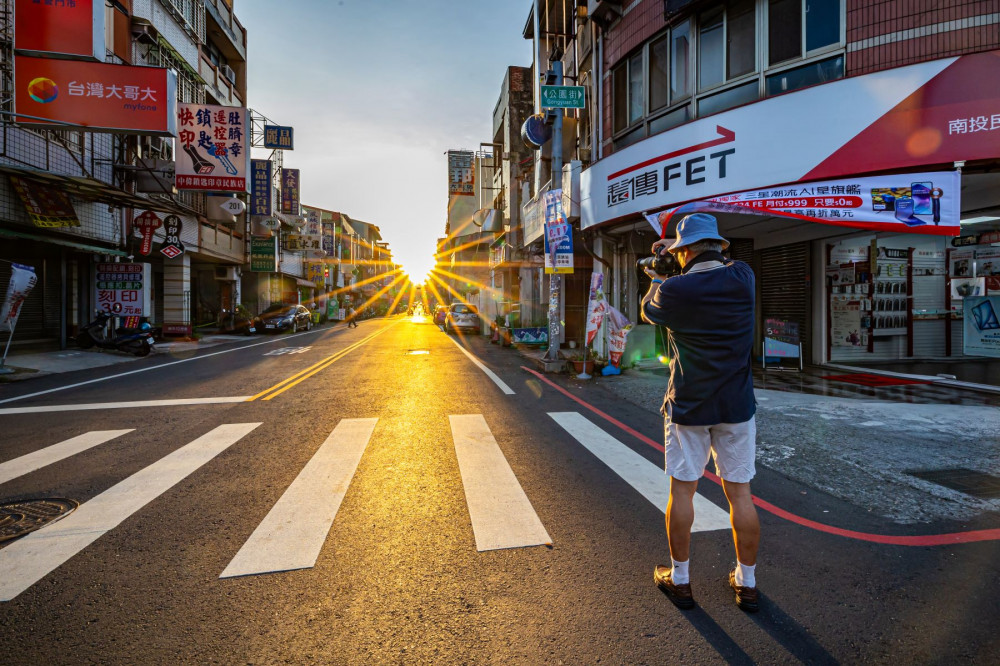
[548, 412, 732, 533]
[220, 418, 378, 579]
[0, 430, 133, 486]
[0, 422, 261, 602]
[450, 414, 551, 551]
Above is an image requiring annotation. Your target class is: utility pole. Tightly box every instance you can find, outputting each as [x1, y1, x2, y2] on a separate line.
[545, 59, 564, 362]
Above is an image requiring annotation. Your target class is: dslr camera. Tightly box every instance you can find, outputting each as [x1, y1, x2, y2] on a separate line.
[637, 251, 679, 277]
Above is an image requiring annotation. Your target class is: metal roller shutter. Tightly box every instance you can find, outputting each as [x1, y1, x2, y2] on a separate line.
[759, 243, 810, 363]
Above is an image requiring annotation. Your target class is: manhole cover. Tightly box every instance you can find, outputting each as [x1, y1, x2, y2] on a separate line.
[406, 350, 430, 355]
[0, 498, 79, 542]
[907, 469, 1000, 499]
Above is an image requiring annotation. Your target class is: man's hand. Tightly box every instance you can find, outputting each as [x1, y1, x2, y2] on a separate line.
[643, 266, 662, 281]
[651, 238, 671, 256]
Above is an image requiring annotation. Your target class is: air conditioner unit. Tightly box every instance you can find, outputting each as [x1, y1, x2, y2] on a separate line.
[214, 266, 239, 281]
[586, 0, 623, 26]
[220, 65, 237, 84]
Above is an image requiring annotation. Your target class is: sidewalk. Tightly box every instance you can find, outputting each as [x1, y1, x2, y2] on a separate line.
[510, 343, 1000, 525]
[0, 333, 257, 382]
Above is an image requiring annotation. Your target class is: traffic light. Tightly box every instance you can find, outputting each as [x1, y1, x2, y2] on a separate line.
[324, 267, 329, 277]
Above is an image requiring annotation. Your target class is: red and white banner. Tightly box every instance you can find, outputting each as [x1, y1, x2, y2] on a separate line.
[583, 50, 1000, 229]
[646, 171, 960, 238]
[0, 263, 38, 333]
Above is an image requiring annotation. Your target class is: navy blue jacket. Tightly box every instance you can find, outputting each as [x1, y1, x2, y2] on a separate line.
[641, 260, 756, 426]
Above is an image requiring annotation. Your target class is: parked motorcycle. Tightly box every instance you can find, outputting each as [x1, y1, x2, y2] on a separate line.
[76, 312, 155, 357]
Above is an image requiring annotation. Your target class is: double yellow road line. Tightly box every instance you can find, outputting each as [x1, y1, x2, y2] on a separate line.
[247, 323, 396, 402]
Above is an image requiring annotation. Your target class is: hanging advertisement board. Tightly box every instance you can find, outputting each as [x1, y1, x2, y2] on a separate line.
[280, 168, 300, 214]
[14, 0, 104, 60]
[646, 171, 961, 237]
[964, 296, 1000, 358]
[250, 236, 277, 272]
[543, 189, 573, 274]
[94, 263, 150, 316]
[14, 56, 177, 135]
[583, 50, 1000, 229]
[175, 104, 248, 191]
[250, 159, 272, 216]
[9, 176, 79, 227]
[263, 125, 294, 150]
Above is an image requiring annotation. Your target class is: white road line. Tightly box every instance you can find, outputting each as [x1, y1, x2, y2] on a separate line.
[0, 422, 261, 602]
[220, 418, 378, 579]
[548, 412, 731, 533]
[0, 396, 252, 415]
[443, 336, 515, 395]
[0, 430, 133, 486]
[0, 322, 382, 406]
[450, 414, 551, 551]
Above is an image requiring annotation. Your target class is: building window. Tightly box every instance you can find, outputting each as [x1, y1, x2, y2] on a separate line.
[613, 53, 644, 133]
[727, 0, 756, 78]
[769, 0, 842, 65]
[765, 54, 843, 96]
[698, 79, 759, 117]
[650, 36, 669, 112]
[671, 20, 691, 100]
[698, 1, 756, 91]
[699, 8, 725, 89]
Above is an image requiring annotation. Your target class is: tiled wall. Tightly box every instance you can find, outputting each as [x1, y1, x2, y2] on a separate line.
[847, 0, 1000, 75]
[600, 0, 667, 152]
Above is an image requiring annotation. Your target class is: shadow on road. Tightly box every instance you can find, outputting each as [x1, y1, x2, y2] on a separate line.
[750, 594, 839, 665]
[678, 607, 755, 665]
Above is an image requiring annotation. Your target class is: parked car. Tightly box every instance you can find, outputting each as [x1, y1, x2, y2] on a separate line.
[444, 303, 480, 334]
[255, 303, 313, 333]
[433, 305, 448, 326]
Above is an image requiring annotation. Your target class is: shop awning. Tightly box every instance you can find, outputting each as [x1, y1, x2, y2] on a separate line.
[0, 226, 128, 256]
[0, 165, 200, 216]
[295, 277, 314, 288]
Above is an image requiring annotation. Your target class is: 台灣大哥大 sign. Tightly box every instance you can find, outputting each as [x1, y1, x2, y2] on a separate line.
[175, 104, 248, 191]
[14, 56, 176, 135]
[95, 263, 150, 316]
[540, 85, 585, 109]
[263, 125, 294, 150]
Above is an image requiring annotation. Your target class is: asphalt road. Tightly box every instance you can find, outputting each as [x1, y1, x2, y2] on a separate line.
[0, 315, 997, 664]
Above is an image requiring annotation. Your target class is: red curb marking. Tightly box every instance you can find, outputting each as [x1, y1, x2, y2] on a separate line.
[521, 366, 1000, 546]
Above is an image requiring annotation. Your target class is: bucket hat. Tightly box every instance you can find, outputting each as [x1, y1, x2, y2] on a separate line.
[668, 213, 730, 252]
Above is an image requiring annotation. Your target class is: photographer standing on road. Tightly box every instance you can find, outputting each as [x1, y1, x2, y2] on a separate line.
[640, 213, 760, 613]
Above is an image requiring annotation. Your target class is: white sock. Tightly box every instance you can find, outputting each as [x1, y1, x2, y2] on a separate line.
[735, 561, 756, 588]
[670, 558, 689, 585]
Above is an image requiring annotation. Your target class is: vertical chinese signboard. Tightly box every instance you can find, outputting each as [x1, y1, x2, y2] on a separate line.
[280, 168, 300, 214]
[95, 263, 151, 316]
[250, 159, 272, 215]
[9, 176, 79, 227]
[175, 104, 248, 191]
[448, 151, 475, 195]
[250, 236, 277, 272]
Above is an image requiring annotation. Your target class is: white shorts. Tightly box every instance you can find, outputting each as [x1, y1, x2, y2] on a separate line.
[664, 416, 756, 483]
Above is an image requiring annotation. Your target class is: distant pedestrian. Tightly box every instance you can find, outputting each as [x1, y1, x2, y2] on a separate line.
[347, 305, 358, 328]
[640, 213, 760, 613]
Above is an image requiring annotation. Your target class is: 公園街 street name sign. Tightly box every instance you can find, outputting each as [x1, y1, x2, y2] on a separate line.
[541, 85, 585, 109]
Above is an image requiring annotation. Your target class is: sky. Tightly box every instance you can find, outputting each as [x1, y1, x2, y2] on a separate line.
[236, 0, 534, 283]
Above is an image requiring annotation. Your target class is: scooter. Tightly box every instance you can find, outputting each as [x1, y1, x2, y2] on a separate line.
[76, 312, 155, 357]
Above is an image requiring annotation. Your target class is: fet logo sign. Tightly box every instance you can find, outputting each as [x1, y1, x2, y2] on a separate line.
[134, 211, 162, 256]
[606, 126, 737, 208]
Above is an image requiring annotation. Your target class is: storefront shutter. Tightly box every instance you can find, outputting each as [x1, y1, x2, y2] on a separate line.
[759, 242, 810, 363]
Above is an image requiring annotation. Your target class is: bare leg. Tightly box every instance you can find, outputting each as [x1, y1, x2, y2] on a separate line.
[721, 479, 759, 566]
[666, 478, 699, 562]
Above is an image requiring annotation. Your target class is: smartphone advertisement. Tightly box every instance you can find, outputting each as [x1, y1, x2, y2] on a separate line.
[647, 171, 961, 237]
